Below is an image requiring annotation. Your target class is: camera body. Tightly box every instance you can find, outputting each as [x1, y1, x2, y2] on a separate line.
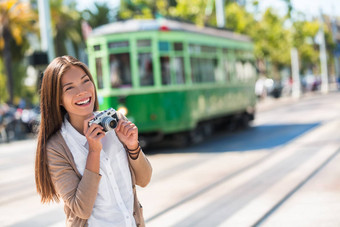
[88, 108, 119, 132]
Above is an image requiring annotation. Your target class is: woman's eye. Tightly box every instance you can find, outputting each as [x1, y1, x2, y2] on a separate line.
[65, 86, 73, 91]
[84, 79, 90, 83]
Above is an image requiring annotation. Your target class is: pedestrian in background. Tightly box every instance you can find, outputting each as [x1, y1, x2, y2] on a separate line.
[34, 56, 152, 227]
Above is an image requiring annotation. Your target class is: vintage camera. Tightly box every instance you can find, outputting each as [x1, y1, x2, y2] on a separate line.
[88, 108, 119, 132]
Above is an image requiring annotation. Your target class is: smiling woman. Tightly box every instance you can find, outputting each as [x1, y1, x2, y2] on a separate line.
[60, 66, 96, 134]
[34, 56, 152, 227]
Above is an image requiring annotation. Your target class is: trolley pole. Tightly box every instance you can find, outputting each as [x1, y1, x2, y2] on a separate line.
[38, 0, 55, 62]
[319, 11, 329, 94]
[291, 48, 301, 98]
[331, 17, 340, 84]
[215, 0, 225, 28]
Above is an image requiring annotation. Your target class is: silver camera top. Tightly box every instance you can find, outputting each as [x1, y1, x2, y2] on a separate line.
[89, 108, 119, 132]
[94, 108, 116, 118]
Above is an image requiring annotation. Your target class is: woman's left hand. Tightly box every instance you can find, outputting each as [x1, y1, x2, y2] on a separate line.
[115, 119, 139, 150]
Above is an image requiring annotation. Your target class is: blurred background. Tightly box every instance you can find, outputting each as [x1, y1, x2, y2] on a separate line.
[0, 0, 340, 142]
[1, 0, 340, 226]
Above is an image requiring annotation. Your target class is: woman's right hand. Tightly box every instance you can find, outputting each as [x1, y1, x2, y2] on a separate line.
[83, 115, 106, 153]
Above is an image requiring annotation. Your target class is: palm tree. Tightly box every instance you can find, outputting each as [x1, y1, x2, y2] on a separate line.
[82, 2, 117, 29]
[0, 0, 36, 104]
[49, 0, 82, 57]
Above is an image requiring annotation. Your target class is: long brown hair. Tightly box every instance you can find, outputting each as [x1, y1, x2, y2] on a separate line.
[35, 56, 99, 203]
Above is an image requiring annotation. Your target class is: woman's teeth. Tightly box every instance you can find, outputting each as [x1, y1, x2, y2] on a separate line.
[76, 98, 90, 105]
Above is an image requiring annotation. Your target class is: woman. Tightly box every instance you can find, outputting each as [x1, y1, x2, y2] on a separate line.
[35, 56, 152, 227]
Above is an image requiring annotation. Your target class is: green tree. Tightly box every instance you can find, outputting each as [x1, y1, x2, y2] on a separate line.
[82, 2, 117, 29]
[291, 20, 320, 73]
[168, 0, 211, 26]
[224, 2, 256, 34]
[119, 0, 157, 19]
[0, 0, 37, 104]
[49, 0, 82, 57]
[255, 8, 291, 74]
[117, 0, 336, 80]
[223, 4, 291, 77]
[0, 59, 8, 103]
[118, 0, 180, 20]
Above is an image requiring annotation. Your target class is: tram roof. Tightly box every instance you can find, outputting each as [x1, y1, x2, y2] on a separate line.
[89, 19, 251, 42]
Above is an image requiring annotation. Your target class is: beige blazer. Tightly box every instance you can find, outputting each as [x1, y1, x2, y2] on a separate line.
[46, 131, 152, 227]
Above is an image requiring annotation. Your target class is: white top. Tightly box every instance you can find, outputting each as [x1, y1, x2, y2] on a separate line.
[60, 116, 136, 227]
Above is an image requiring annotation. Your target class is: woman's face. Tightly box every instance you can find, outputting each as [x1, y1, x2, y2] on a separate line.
[60, 66, 96, 120]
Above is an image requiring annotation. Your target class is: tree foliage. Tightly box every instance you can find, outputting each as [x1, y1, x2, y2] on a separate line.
[0, 0, 37, 104]
[168, 0, 211, 26]
[117, 0, 336, 79]
[119, 0, 159, 20]
[49, 0, 82, 57]
[291, 20, 320, 71]
[223, 4, 291, 76]
[0, 59, 8, 103]
[82, 2, 117, 29]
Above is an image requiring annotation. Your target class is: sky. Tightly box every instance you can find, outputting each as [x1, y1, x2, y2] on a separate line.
[76, 0, 340, 19]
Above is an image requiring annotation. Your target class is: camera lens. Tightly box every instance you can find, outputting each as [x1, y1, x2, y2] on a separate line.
[109, 120, 117, 128]
[102, 117, 117, 131]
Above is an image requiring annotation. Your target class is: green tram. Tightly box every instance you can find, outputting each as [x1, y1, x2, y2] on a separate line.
[87, 19, 257, 146]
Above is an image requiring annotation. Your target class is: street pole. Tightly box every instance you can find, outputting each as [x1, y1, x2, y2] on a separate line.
[38, 0, 55, 63]
[215, 0, 225, 28]
[291, 48, 301, 98]
[319, 12, 329, 94]
[331, 18, 340, 84]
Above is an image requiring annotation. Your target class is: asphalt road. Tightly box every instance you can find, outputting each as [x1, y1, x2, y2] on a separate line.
[1, 92, 340, 227]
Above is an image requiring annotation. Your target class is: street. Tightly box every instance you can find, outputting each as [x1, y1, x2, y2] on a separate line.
[1, 92, 340, 227]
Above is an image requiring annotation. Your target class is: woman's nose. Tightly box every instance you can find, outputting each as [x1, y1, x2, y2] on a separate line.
[76, 85, 87, 96]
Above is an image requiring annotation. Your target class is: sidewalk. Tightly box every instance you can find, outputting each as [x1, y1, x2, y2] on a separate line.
[256, 90, 337, 112]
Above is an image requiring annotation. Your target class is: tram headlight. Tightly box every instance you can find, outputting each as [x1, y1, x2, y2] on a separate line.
[117, 106, 128, 116]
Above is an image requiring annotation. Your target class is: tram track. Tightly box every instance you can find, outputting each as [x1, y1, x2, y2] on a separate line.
[145, 145, 283, 223]
[252, 146, 340, 226]
[145, 119, 340, 226]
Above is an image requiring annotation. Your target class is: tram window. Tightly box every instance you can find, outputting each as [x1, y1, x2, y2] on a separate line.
[174, 57, 185, 84]
[108, 41, 129, 49]
[191, 57, 216, 83]
[138, 39, 151, 47]
[109, 53, 132, 88]
[245, 51, 253, 59]
[174, 43, 183, 51]
[224, 60, 232, 81]
[244, 62, 256, 80]
[95, 58, 104, 89]
[160, 56, 171, 85]
[201, 46, 217, 53]
[235, 61, 245, 81]
[244, 62, 253, 80]
[201, 58, 216, 82]
[213, 59, 224, 82]
[213, 58, 219, 82]
[94, 45, 101, 51]
[189, 44, 200, 54]
[138, 53, 154, 86]
[159, 41, 170, 51]
[190, 57, 202, 83]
